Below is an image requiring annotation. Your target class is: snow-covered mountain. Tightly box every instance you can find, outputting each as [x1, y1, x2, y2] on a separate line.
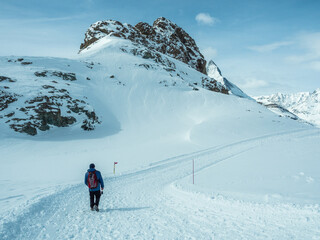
[80, 17, 207, 74]
[0, 17, 232, 137]
[206, 60, 250, 98]
[1, 17, 319, 239]
[255, 89, 320, 127]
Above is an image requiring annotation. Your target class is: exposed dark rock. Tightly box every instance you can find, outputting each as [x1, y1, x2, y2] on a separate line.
[59, 89, 68, 93]
[130, 47, 176, 69]
[10, 122, 37, 136]
[34, 71, 77, 81]
[81, 119, 95, 130]
[85, 62, 94, 69]
[138, 64, 152, 69]
[36, 109, 77, 128]
[0, 90, 19, 111]
[17, 58, 24, 62]
[0, 76, 16, 82]
[42, 85, 55, 89]
[52, 71, 77, 81]
[6, 91, 101, 135]
[21, 62, 32, 65]
[201, 77, 229, 94]
[164, 67, 175, 72]
[34, 71, 48, 77]
[68, 104, 81, 113]
[5, 112, 15, 117]
[81, 107, 100, 131]
[80, 17, 206, 74]
[25, 106, 35, 109]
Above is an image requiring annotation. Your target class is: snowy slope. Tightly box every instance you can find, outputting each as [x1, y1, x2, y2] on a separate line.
[1, 18, 320, 239]
[255, 89, 320, 127]
[1, 129, 320, 240]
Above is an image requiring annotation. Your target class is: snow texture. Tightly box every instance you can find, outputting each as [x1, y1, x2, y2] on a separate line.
[0, 28, 320, 240]
[255, 89, 320, 127]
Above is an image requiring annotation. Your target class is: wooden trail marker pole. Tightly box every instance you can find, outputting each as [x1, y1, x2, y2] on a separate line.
[114, 162, 118, 174]
[193, 159, 195, 184]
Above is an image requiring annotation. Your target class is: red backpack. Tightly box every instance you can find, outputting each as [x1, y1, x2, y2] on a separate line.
[87, 171, 98, 189]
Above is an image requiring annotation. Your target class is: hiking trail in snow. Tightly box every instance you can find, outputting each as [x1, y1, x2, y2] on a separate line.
[1, 129, 320, 240]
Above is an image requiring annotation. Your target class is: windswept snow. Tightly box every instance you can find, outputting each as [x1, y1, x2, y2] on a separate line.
[1, 130, 319, 240]
[1, 35, 319, 239]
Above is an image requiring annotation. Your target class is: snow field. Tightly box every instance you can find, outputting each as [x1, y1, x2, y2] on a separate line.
[1, 129, 319, 239]
[1, 36, 319, 239]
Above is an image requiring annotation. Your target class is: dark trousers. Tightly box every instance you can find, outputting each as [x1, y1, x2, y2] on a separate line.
[89, 190, 101, 208]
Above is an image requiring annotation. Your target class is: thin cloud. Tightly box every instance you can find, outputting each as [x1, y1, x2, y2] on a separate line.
[195, 13, 219, 26]
[285, 32, 320, 71]
[0, 15, 87, 26]
[202, 47, 218, 60]
[239, 78, 269, 89]
[309, 61, 320, 71]
[248, 41, 292, 52]
[299, 32, 320, 55]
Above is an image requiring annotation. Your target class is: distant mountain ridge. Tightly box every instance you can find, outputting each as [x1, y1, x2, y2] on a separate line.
[255, 89, 320, 127]
[80, 17, 247, 98]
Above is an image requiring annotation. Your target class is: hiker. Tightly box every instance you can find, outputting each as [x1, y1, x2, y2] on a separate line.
[84, 163, 104, 212]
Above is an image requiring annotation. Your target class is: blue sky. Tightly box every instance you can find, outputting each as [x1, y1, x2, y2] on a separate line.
[0, 0, 319, 95]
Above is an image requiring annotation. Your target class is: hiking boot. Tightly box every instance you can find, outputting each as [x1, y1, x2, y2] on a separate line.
[90, 207, 94, 211]
[94, 205, 99, 212]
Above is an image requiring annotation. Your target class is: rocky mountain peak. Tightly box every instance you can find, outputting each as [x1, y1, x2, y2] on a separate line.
[206, 60, 223, 84]
[152, 17, 176, 34]
[135, 22, 156, 36]
[206, 60, 250, 99]
[80, 17, 207, 74]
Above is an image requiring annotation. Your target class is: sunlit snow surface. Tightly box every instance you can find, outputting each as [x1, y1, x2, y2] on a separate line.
[255, 89, 320, 127]
[0, 37, 319, 239]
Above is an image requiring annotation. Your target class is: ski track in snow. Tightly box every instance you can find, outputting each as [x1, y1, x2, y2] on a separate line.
[1, 129, 320, 240]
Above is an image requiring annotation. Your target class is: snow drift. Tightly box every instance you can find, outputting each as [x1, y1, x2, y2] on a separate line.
[0, 17, 319, 239]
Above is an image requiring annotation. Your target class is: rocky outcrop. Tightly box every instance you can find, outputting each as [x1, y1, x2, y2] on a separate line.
[34, 71, 77, 81]
[0, 90, 19, 111]
[80, 17, 207, 74]
[0, 76, 16, 83]
[1, 84, 101, 136]
[201, 77, 228, 94]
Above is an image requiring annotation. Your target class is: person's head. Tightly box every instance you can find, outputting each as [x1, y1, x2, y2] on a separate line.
[89, 163, 95, 169]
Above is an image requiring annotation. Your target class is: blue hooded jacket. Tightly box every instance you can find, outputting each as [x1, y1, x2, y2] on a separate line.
[84, 168, 104, 192]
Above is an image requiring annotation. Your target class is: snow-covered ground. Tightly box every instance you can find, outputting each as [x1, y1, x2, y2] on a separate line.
[1, 129, 319, 239]
[1, 36, 320, 239]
